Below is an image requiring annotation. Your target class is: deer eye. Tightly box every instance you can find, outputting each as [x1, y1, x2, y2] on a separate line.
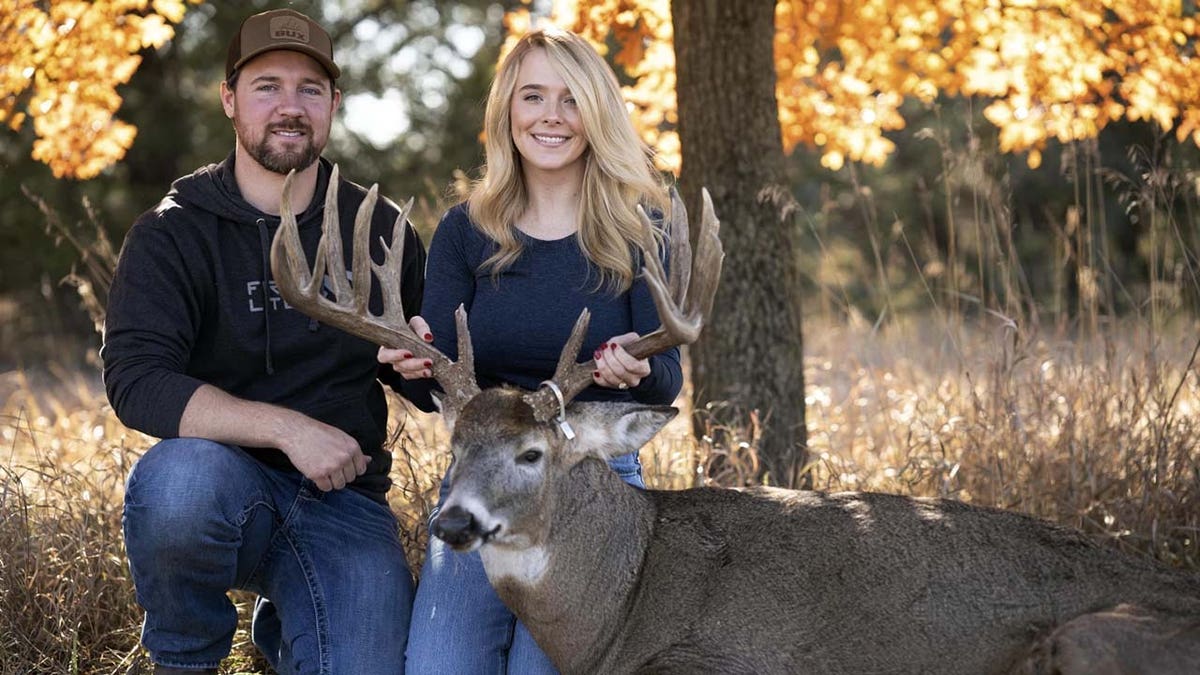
[518, 449, 543, 464]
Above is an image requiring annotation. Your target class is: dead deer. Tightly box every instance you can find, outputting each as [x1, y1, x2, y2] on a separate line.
[271, 168, 1200, 674]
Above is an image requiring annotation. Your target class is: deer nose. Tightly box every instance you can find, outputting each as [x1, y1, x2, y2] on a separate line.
[433, 504, 480, 548]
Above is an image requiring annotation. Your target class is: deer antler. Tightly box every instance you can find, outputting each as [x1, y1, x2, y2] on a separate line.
[270, 165, 481, 414]
[522, 187, 724, 423]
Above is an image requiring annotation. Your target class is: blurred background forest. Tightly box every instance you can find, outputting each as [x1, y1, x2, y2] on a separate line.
[4, 0, 1197, 370]
[4, 0, 1200, 671]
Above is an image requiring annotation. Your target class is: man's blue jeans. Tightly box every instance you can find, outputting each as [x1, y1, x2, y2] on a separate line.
[404, 452, 645, 674]
[122, 438, 414, 673]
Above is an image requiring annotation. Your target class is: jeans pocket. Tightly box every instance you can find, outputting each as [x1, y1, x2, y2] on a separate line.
[296, 478, 328, 504]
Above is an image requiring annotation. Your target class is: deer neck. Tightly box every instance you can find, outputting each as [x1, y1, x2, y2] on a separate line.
[482, 457, 654, 672]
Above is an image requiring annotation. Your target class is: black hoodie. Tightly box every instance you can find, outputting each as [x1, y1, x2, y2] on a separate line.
[102, 153, 428, 501]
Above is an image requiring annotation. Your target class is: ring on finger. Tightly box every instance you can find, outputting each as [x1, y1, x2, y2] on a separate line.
[617, 382, 629, 390]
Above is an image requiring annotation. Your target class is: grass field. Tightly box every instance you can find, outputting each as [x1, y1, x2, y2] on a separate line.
[3, 311, 1198, 673]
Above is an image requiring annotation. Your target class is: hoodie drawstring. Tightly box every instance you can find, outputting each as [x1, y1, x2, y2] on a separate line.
[256, 218, 276, 375]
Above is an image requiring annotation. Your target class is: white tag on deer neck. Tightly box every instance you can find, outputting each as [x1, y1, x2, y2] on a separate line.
[538, 380, 575, 439]
[556, 416, 576, 440]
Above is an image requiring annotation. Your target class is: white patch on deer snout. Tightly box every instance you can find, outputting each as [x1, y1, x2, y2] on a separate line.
[481, 544, 551, 587]
[441, 492, 506, 551]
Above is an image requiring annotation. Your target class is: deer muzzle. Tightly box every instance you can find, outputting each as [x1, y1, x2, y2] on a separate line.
[433, 504, 493, 550]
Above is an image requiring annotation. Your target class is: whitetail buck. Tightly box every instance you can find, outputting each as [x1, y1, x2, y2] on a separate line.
[272, 168, 1200, 674]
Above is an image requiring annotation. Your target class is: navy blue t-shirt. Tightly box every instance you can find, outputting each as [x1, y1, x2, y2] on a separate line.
[421, 203, 681, 404]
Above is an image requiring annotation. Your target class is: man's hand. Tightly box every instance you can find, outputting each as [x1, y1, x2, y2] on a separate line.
[179, 384, 369, 492]
[276, 414, 370, 492]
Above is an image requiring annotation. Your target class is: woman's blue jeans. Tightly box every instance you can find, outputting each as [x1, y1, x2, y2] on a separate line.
[122, 438, 414, 673]
[404, 451, 645, 674]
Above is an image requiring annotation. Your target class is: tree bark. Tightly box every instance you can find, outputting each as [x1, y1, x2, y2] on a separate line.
[671, 0, 808, 487]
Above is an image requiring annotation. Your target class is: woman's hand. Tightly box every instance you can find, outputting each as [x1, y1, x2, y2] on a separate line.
[377, 316, 435, 379]
[592, 332, 651, 391]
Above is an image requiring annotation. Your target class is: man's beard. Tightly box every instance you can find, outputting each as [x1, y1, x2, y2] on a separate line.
[244, 122, 321, 174]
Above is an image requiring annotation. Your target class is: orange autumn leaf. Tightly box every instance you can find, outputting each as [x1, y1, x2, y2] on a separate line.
[1, 0, 201, 180]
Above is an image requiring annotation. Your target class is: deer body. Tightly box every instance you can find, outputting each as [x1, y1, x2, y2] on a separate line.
[439, 394, 1200, 675]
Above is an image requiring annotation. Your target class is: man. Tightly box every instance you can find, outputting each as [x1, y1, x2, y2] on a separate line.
[102, 8, 425, 673]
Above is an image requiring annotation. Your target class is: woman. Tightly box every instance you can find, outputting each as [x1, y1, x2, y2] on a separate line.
[383, 27, 680, 673]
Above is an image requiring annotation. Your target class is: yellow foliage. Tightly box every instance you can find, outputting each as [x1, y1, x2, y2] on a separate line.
[1, 0, 200, 180]
[510, 0, 1200, 172]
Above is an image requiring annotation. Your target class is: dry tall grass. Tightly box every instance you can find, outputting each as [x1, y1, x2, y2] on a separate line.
[4, 136, 1199, 673]
[4, 314, 1198, 673]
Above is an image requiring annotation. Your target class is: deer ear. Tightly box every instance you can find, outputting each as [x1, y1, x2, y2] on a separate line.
[569, 403, 678, 458]
[613, 405, 677, 451]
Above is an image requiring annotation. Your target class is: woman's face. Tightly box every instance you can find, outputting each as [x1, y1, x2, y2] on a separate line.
[509, 47, 588, 179]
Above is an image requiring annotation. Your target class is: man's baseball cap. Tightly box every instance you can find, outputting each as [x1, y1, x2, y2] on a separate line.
[225, 8, 340, 81]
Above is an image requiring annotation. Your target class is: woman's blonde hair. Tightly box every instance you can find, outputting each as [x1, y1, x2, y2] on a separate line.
[467, 27, 669, 292]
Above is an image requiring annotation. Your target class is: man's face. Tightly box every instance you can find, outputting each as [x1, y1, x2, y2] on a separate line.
[221, 50, 340, 175]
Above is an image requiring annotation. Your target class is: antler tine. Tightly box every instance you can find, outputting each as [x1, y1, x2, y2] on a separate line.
[319, 165, 352, 304]
[524, 309, 595, 423]
[349, 178, 381, 317]
[525, 306, 595, 417]
[524, 188, 724, 424]
[624, 186, 723, 358]
[661, 187, 691, 308]
[271, 174, 322, 300]
[440, 304, 481, 414]
[685, 188, 724, 323]
[271, 166, 481, 413]
[367, 196, 414, 326]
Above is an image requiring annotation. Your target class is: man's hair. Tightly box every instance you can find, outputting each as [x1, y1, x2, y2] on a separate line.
[467, 28, 668, 293]
[225, 8, 340, 83]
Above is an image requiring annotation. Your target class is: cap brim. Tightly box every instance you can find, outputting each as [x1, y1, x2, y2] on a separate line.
[232, 45, 340, 80]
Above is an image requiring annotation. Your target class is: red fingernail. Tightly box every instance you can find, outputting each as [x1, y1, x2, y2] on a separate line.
[609, 343, 617, 351]
[424, 333, 433, 342]
[424, 360, 433, 368]
[593, 371, 600, 378]
[593, 350, 602, 360]
[402, 351, 412, 359]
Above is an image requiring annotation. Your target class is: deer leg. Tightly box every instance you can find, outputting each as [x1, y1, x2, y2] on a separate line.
[1017, 604, 1200, 675]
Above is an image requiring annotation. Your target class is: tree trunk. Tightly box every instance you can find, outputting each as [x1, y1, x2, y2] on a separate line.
[671, 0, 808, 487]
